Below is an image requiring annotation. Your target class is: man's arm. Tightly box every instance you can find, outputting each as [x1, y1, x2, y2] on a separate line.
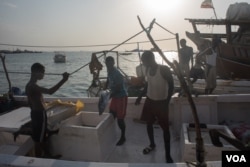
[39, 72, 69, 95]
[190, 47, 194, 68]
[135, 82, 147, 105]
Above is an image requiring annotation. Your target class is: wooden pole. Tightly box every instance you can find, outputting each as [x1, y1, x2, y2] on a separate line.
[0, 53, 15, 101]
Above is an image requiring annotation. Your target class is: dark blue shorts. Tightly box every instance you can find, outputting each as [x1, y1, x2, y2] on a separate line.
[31, 110, 47, 142]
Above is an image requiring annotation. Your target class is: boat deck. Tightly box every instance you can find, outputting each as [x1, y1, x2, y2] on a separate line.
[0, 117, 222, 167]
[105, 118, 181, 163]
[1, 94, 243, 166]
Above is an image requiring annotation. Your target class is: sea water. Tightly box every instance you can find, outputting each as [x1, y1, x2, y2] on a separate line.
[0, 51, 178, 97]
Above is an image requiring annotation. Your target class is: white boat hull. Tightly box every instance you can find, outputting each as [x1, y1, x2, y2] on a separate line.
[0, 94, 250, 166]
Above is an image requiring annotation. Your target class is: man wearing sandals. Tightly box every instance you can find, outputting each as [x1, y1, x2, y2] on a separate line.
[135, 51, 174, 163]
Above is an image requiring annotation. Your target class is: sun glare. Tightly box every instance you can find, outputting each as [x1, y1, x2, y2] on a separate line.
[145, 0, 181, 13]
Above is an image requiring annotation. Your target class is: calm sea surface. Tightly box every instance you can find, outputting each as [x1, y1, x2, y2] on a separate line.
[0, 51, 178, 97]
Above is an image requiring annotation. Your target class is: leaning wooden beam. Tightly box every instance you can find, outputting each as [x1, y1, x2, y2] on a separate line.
[137, 16, 206, 167]
[0, 53, 15, 101]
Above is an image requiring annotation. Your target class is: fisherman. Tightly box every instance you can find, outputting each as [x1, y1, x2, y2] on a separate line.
[105, 56, 128, 146]
[25, 62, 69, 158]
[197, 35, 221, 94]
[179, 39, 193, 83]
[135, 51, 174, 163]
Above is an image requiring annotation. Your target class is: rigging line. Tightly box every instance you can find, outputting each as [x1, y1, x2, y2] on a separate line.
[0, 70, 62, 75]
[0, 38, 174, 48]
[69, 27, 150, 76]
[155, 22, 176, 36]
[119, 56, 140, 63]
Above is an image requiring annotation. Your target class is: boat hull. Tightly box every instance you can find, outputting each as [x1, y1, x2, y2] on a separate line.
[1, 94, 250, 165]
[217, 43, 250, 79]
[54, 54, 66, 63]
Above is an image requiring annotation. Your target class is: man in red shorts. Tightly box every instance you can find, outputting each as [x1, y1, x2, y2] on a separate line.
[135, 51, 174, 163]
[105, 56, 128, 146]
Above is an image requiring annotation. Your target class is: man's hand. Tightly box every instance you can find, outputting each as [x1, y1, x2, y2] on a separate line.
[62, 72, 69, 81]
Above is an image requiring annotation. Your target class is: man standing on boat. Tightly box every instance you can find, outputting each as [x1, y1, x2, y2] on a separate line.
[198, 35, 221, 94]
[135, 51, 174, 163]
[179, 39, 193, 85]
[105, 56, 128, 146]
[25, 63, 69, 157]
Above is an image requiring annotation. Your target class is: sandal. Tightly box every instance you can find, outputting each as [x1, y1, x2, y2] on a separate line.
[143, 145, 155, 154]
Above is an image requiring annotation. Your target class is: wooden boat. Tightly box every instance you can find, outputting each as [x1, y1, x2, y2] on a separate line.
[54, 53, 66, 63]
[185, 18, 250, 80]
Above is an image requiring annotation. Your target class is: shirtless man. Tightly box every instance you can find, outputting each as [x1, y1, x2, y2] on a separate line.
[135, 51, 174, 163]
[179, 39, 193, 79]
[25, 62, 69, 157]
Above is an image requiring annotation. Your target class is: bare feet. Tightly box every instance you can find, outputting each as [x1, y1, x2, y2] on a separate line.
[116, 137, 126, 146]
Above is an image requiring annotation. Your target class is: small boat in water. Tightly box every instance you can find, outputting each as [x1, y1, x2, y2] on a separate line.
[54, 53, 66, 63]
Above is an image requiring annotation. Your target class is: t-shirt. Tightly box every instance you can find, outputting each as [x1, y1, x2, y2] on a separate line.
[107, 67, 127, 98]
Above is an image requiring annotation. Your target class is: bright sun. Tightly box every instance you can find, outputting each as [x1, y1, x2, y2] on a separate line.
[145, 0, 181, 13]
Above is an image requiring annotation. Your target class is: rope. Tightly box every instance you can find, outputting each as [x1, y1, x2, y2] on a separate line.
[0, 27, 177, 77]
[119, 55, 140, 63]
[0, 38, 173, 48]
[155, 22, 176, 36]
[0, 70, 62, 75]
[0, 29, 148, 77]
[69, 28, 150, 76]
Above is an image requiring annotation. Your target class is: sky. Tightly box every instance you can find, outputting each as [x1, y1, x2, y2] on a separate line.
[0, 0, 248, 52]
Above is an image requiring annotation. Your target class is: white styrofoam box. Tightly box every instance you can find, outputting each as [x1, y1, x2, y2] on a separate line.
[181, 123, 237, 162]
[46, 105, 76, 129]
[0, 131, 33, 155]
[49, 111, 116, 161]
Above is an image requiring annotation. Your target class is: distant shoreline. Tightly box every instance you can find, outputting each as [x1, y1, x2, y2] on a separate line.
[0, 50, 42, 54]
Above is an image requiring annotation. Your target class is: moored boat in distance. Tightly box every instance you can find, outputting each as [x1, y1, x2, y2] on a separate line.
[54, 52, 66, 63]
